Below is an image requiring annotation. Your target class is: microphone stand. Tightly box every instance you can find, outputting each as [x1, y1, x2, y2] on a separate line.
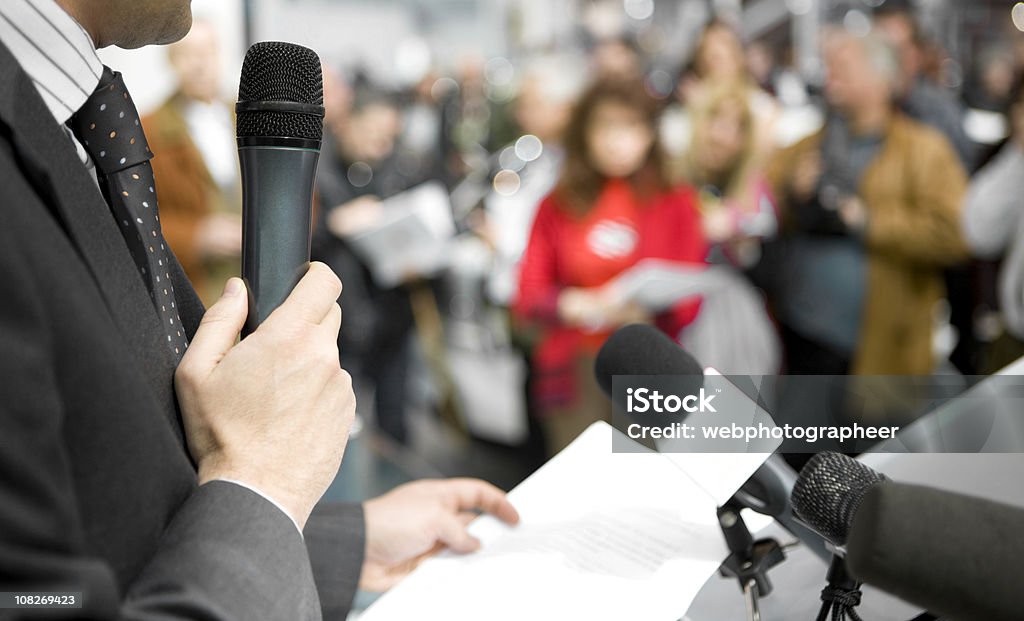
[717, 500, 786, 621]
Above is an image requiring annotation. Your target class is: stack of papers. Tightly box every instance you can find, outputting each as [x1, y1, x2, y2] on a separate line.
[359, 422, 771, 621]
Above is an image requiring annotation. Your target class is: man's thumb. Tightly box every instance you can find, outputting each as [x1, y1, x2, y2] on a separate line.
[180, 278, 248, 376]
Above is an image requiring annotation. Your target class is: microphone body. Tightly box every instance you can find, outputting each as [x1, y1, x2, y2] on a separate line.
[794, 452, 1023, 621]
[235, 41, 325, 336]
[847, 481, 1022, 621]
[240, 145, 318, 334]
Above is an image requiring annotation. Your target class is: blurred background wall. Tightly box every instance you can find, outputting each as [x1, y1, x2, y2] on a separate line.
[96, 1, 1024, 116]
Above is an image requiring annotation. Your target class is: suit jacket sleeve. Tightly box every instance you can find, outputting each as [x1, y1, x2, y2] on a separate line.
[304, 502, 366, 621]
[0, 204, 321, 620]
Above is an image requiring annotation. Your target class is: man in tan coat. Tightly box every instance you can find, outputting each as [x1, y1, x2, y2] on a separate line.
[768, 30, 967, 376]
[144, 19, 242, 305]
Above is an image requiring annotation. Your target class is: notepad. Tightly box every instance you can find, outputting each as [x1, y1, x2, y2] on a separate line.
[359, 421, 771, 621]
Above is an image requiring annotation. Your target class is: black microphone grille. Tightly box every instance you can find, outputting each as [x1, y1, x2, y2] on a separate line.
[239, 41, 322, 104]
[791, 452, 886, 546]
[594, 324, 704, 397]
[236, 41, 324, 142]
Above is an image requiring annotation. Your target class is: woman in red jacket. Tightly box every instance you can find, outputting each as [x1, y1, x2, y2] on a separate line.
[513, 78, 708, 455]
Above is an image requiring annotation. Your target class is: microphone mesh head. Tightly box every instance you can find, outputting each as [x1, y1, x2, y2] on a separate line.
[236, 41, 323, 141]
[594, 324, 703, 396]
[791, 452, 885, 545]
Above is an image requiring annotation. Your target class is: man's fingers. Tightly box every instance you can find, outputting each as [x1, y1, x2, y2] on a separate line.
[269, 262, 342, 326]
[179, 278, 248, 377]
[359, 544, 441, 592]
[444, 479, 521, 525]
[434, 478, 521, 554]
[320, 301, 342, 336]
[436, 515, 482, 554]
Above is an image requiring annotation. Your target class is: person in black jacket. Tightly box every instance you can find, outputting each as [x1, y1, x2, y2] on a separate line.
[313, 89, 424, 445]
[0, 2, 517, 619]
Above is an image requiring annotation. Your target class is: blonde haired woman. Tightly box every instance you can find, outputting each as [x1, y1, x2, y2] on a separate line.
[672, 80, 782, 375]
[680, 80, 777, 267]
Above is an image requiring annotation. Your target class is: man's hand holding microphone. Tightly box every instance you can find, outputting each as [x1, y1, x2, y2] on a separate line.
[175, 262, 351, 530]
[174, 261, 518, 585]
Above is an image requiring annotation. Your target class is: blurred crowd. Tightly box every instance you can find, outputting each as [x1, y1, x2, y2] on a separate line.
[143, 1, 1024, 460]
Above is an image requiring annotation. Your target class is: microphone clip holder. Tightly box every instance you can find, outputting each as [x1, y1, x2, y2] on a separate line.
[717, 500, 786, 621]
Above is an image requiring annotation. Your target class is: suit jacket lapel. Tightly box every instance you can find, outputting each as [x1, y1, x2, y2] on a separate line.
[0, 45, 184, 441]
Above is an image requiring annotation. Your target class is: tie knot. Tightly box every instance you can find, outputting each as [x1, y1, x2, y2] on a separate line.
[69, 67, 152, 175]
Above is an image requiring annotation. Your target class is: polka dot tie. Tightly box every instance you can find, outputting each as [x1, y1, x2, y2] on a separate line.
[68, 67, 189, 359]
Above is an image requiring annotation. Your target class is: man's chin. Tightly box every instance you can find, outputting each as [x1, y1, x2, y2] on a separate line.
[155, 8, 194, 47]
[114, 4, 193, 49]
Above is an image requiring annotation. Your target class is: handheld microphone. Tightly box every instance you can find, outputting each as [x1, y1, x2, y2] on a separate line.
[236, 41, 324, 336]
[794, 452, 1022, 621]
[594, 324, 830, 562]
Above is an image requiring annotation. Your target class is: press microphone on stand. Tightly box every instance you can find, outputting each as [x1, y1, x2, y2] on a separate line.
[594, 324, 828, 620]
[594, 324, 829, 560]
[794, 451, 1023, 621]
[791, 452, 883, 621]
[235, 41, 325, 336]
[594, 323, 704, 408]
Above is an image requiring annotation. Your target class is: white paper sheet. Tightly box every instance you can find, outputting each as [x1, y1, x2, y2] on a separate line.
[359, 422, 771, 621]
[601, 259, 727, 312]
[345, 182, 455, 287]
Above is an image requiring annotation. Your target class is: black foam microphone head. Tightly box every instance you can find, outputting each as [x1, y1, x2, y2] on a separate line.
[594, 323, 704, 398]
[791, 452, 886, 546]
[236, 41, 324, 142]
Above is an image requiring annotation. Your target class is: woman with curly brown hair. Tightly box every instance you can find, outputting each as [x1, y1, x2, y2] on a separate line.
[513, 78, 708, 455]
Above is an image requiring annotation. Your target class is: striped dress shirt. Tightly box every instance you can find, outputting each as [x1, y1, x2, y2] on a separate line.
[0, 0, 101, 174]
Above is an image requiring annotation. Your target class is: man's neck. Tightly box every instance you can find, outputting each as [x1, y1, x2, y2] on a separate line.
[54, 1, 99, 47]
[847, 104, 891, 137]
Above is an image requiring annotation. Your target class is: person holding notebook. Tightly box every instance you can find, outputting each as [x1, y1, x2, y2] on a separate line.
[513, 78, 707, 456]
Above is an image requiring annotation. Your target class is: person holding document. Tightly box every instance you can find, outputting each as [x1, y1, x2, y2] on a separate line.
[313, 89, 420, 445]
[513, 78, 707, 456]
[766, 30, 967, 376]
[670, 80, 782, 375]
[0, 3, 517, 619]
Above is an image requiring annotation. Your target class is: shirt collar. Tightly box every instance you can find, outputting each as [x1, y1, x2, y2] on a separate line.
[0, 0, 102, 125]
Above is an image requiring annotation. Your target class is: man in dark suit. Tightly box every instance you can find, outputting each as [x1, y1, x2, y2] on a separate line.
[0, 1, 518, 619]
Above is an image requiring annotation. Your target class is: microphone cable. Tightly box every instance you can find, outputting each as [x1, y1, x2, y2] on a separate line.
[815, 556, 864, 621]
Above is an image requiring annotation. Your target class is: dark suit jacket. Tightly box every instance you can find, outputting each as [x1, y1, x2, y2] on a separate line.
[0, 43, 363, 620]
